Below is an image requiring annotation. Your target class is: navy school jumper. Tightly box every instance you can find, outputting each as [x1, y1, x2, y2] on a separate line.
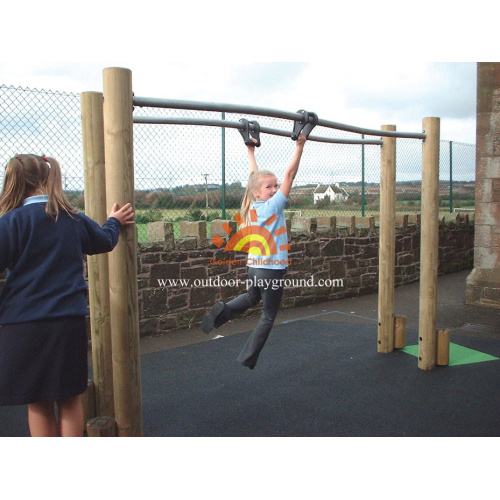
[0, 196, 121, 326]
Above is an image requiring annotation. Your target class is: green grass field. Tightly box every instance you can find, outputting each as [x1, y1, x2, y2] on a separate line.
[135, 204, 474, 242]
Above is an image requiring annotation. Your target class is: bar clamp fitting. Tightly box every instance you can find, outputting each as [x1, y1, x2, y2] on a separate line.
[291, 110, 318, 140]
[238, 118, 261, 147]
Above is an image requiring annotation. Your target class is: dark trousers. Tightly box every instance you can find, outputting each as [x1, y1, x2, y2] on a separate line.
[215, 267, 286, 368]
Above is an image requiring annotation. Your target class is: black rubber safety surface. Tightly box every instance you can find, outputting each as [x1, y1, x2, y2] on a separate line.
[2, 320, 499, 437]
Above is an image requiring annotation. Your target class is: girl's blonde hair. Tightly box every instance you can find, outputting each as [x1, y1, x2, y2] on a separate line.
[240, 169, 276, 226]
[0, 154, 77, 219]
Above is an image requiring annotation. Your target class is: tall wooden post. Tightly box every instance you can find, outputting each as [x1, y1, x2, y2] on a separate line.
[102, 67, 143, 436]
[418, 117, 440, 370]
[377, 125, 397, 353]
[81, 91, 115, 419]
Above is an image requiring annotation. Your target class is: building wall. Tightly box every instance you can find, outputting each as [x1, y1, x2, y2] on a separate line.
[466, 62, 500, 308]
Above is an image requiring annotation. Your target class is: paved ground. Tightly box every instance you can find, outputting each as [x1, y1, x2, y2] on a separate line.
[1, 269, 499, 437]
[139, 269, 500, 355]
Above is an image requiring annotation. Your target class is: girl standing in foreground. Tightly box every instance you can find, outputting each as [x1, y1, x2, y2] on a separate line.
[0, 154, 134, 437]
[202, 134, 307, 369]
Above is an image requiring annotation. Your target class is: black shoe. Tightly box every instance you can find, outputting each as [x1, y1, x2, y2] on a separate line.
[201, 302, 224, 334]
[238, 358, 256, 370]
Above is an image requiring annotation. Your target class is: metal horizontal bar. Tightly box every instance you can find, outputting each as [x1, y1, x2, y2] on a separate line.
[133, 116, 383, 145]
[133, 96, 299, 121]
[133, 96, 426, 140]
[316, 117, 426, 140]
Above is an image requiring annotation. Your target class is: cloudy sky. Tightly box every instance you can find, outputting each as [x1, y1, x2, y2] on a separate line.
[1, 1, 494, 148]
[0, 61, 478, 144]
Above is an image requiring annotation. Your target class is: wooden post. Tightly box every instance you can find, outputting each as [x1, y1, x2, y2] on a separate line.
[103, 67, 143, 436]
[87, 416, 117, 437]
[437, 329, 450, 366]
[418, 117, 440, 370]
[394, 316, 406, 349]
[377, 125, 397, 353]
[81, 91, 115, 418]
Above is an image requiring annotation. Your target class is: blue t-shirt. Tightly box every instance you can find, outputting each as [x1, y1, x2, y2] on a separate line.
[246, 189, 289, 270]
[0, 196, 121, 325]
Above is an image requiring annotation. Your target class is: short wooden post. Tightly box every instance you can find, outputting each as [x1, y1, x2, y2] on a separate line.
[87, 416, 117, 437]
[103, 67, 143, 436]
[81, 91, 115, 418]
[394, 316, 407, 349]
[377, 125, 397, 353]
[418, 117, 440, 370]
[437, 329, 450, 366]
[81, 380, 96, 432]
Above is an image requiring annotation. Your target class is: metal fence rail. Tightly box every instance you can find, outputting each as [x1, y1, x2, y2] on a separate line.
[1, 84, 476, 242]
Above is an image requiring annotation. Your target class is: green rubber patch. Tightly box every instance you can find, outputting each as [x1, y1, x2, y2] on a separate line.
[401, 343, 499, 366]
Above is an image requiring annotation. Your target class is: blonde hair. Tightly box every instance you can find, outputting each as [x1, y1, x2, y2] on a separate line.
[0, 154, 77, 219]
[240, 170, 276, 226]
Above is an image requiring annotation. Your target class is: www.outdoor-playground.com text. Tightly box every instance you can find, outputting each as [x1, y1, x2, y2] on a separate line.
[157, 276, 344, 290]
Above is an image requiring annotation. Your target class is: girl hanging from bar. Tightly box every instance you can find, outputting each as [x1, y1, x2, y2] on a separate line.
[201, 134, 307, 369]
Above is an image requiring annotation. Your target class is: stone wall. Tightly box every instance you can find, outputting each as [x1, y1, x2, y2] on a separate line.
[0, 213, 474, 337]
[137, 213, 474, 337]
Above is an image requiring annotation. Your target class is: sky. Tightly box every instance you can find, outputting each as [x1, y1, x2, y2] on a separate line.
[0, 61, 478, 144]
[1, 0, 495, 148]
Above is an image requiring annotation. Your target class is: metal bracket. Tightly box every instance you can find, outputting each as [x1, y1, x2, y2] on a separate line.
[239, 119, 261, 147]
[291, 109, 318, 140]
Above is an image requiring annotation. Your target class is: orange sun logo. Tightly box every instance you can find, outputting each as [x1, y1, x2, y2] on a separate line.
[211, 209, 289, 256]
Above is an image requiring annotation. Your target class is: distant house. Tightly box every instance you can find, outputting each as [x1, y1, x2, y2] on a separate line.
[313, 183, 349, 204]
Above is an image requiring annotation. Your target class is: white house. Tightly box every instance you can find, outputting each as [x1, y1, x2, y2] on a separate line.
[313, 183, 349, 204]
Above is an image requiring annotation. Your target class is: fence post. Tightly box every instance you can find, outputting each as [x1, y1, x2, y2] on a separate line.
[449, 140, 453, 213]
[102, 67, 143, 436]
[81, 91, 115, 419]
[361, 134, 366, 217]
[377, 125, 397, 353]
[418, 117, 440, 370]
[221, 111, 226, 219]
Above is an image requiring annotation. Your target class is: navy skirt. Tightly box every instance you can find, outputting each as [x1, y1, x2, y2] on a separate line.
[0, 316, 88, 406]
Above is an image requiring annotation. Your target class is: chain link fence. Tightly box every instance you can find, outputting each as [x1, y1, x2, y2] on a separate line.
[1, 84, 476, 241]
